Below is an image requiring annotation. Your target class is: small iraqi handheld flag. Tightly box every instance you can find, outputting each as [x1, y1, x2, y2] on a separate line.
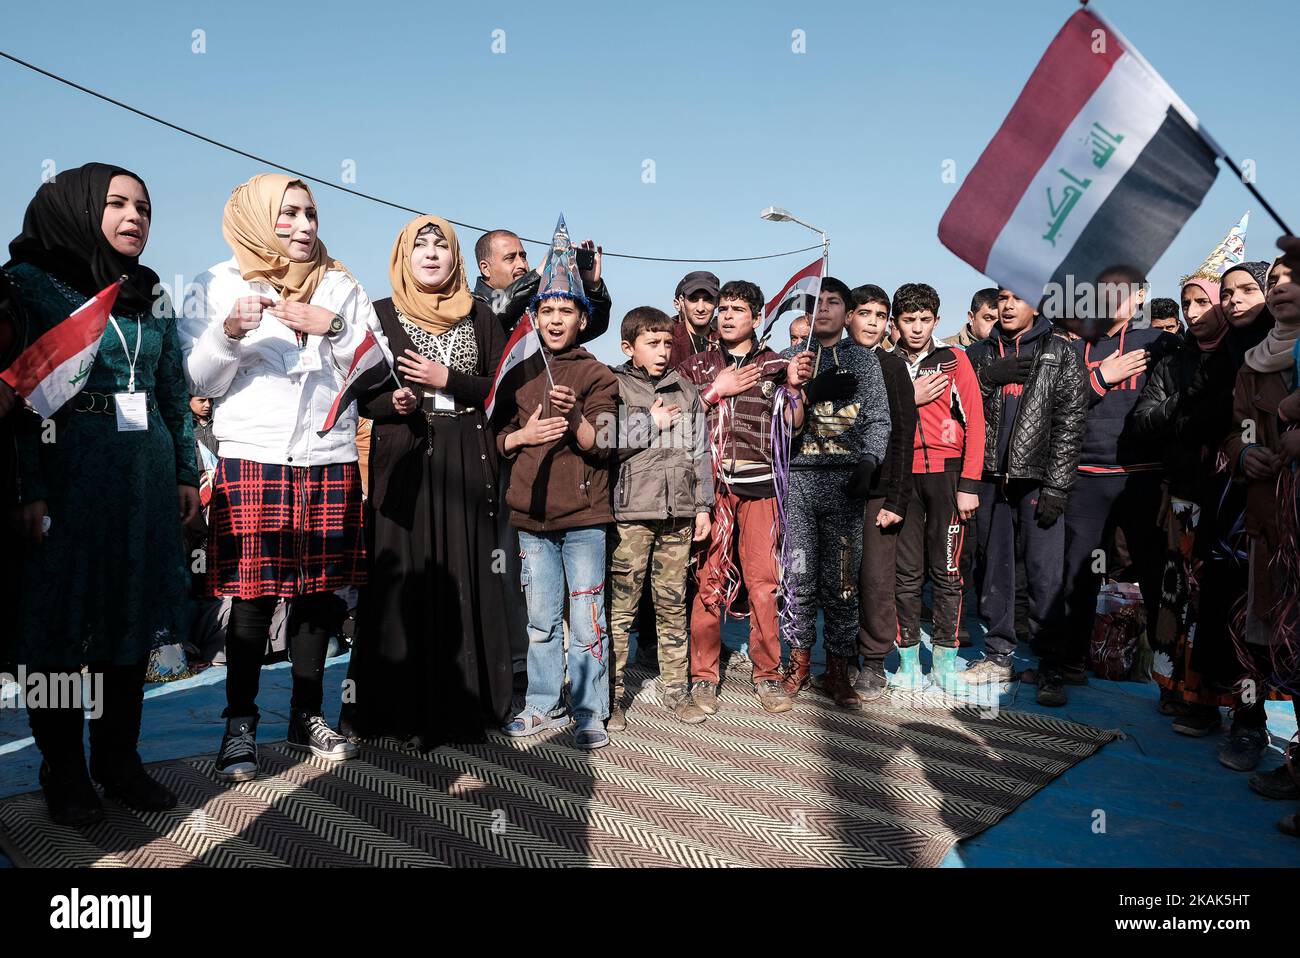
[318, 329, 392, 436]
[938, 7, 1222, 304]
[485, 309, 541, 420]
[0, 276, 122, 418]
[759, 257, 824, 344]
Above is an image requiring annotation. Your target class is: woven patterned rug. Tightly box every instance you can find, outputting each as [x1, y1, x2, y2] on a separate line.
[0, 658, 1115, 868]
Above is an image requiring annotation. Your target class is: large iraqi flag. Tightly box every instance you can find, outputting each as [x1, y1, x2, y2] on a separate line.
[0, 277, 121, 418]
[938, 7, 1222, 304]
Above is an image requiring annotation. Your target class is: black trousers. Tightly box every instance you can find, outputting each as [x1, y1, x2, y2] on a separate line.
[1048, 471, 1163, 667]
[25, 659, 148, 773]
[895, 470, 967, 649]
[858, 497, 903, 665]
[224, 592, 344, 719]
[978, 480, 1066, 659]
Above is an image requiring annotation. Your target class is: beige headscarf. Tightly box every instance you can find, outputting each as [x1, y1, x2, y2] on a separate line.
[221, 173, 348, 303]
[388, 215, 474, 335]
[1244, 257, 1299, 374]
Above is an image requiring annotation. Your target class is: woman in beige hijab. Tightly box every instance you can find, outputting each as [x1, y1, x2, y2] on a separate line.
[341, 215, 515, 748]
[180, 174, 415, 782]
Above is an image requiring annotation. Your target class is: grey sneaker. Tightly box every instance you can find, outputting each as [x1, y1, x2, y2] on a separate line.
[606, 705, 627, 732]
[287, 712, 359, 762]
[215, 716, 259, 783]
[753, 680, 793, 713]
[1218, 726, 1269, 772]
[851, 663, 889, 703]
[960, 656, 1015, 684]
[692, 681, 719, 715]
[662, 685, 708, 724]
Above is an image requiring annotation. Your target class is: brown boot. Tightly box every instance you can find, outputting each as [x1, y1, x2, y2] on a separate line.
[781, 649, 812, 697]
[822, 655, 862, 710]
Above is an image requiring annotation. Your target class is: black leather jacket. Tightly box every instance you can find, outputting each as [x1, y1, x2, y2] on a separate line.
[966, 323, 1088, 498]
[472, 272, 611, 345]
[1132, 329, 1243, 501]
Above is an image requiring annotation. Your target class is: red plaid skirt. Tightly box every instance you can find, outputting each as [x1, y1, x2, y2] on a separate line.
[204, 458, 366, 599]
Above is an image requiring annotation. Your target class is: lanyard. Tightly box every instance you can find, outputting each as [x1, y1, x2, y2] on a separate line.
[431, 325, 457, 367]
[107, 315, 142, 393]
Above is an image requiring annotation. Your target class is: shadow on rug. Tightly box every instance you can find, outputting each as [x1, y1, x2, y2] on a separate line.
[0, 657, 1115, 868]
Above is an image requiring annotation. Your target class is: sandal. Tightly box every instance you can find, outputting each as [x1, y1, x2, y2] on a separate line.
[501, 710, 570, 738]
[573, 716, 610, 751]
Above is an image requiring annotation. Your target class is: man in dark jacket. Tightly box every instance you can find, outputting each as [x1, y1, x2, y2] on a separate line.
[1046, 265, 1182, 706]
[845, 284, 916, 700]
[964, 289, 1087, 684]
[472, 228, 612, 343]
[668, 270, 719, 370]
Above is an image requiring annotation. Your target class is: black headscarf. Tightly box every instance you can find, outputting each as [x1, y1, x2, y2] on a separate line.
[6, 162, 159, 314]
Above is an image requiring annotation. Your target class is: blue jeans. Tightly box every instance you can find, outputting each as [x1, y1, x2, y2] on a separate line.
[519, 526, 609, 722]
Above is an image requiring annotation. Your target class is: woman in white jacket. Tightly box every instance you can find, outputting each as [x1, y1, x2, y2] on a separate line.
[181, 173, 414, 782]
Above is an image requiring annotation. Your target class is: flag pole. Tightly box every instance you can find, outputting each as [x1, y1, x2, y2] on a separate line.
[800, 235, 828, 353]
[528, 312, 557, 389]
[1219, 154, 1294, 235]
[1087, 2, 1292, 234]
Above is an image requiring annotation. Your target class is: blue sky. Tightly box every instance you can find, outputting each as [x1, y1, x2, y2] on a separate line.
[1, 0, 1295, 365]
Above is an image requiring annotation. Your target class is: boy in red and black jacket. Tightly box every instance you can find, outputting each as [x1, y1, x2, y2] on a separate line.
[889, 283, 985, 691]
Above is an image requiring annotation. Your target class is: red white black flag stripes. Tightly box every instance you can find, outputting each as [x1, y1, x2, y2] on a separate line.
[0, 277, 122, 418]
[938, 8, 1222, 304]
[759, 257, 824, 344]
[485, 311, 542, 419]
[318, 329, 391, 436]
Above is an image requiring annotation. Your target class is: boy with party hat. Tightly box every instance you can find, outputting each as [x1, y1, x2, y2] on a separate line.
[496, 216, 620, 750]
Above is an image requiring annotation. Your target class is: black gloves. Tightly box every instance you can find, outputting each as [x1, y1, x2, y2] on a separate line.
[803, 368, 858, 405]
[1035, 490, 1067, 528]
[981, 354, 1034, 388]
[846, 456, 881, 499]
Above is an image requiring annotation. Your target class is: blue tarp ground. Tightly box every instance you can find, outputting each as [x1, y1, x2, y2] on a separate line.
[1, 619, 1295, 868]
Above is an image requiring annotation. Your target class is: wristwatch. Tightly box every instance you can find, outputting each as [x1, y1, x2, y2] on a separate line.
[327, 314, 345, 337]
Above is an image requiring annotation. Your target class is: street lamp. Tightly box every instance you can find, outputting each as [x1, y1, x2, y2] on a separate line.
[760, 206, 828, 269]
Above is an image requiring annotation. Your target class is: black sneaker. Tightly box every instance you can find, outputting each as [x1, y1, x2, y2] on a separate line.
[1036, 668, 1067, 707]
[1218, 726, 1269, 772]
[287, 712, 359, 762]
[851, 663, 889, 702]
[1171, 705, 1222, 737]
[215, 716, 259, 783]
[38, 760, 104, 827]
[92, 752, 177, 812]
[1060, 663, 1090, 686]
[1249, 762, 1300, 800]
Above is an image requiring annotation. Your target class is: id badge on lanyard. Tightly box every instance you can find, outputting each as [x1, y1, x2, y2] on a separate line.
[109, 315, 148, 432]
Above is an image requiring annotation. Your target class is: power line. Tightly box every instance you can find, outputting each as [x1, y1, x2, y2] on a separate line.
[0, 49, 825, 264]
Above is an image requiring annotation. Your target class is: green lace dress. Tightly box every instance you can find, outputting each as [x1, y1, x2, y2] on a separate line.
[7, 263, 197, 671]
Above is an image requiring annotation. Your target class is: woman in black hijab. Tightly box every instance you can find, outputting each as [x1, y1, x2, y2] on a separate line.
[5, 163, 199, 826]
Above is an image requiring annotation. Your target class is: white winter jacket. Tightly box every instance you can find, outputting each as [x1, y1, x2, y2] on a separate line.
[179, 258, 390, 467]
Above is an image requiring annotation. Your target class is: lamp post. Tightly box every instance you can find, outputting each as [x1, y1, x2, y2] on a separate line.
[760, 206, 828, 271]
[762, 206, 828, 351]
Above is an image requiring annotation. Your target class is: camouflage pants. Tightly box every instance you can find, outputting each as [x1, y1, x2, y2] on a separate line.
[609, 518, 694, 700]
